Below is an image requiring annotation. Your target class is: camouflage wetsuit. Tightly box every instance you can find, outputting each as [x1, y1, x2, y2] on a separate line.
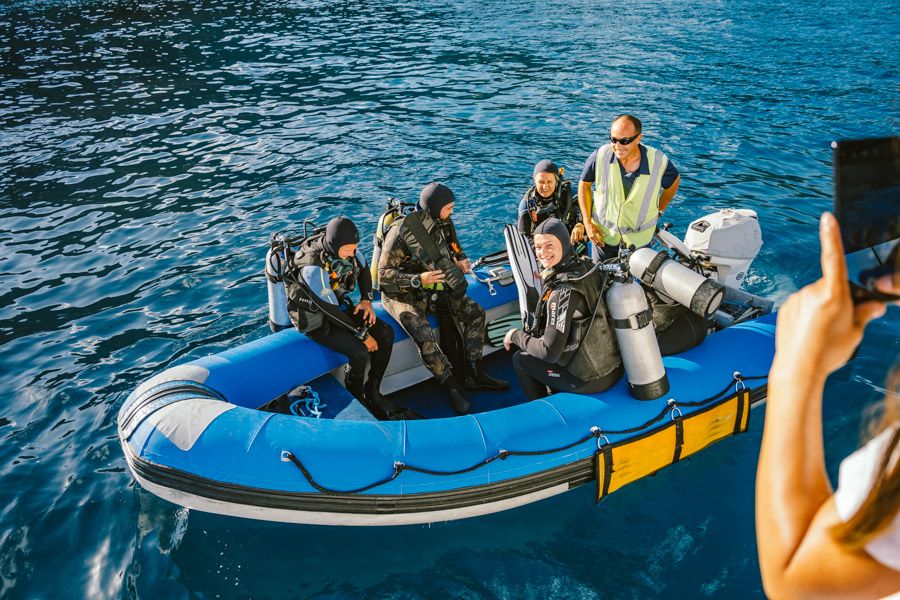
[377, 210, 485, 380]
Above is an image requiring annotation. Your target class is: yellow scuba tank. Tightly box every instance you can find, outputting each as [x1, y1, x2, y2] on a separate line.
[370, 197, 416, 289]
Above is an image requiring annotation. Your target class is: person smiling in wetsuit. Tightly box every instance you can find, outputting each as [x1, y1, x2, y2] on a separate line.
[504, 218, 623, 400]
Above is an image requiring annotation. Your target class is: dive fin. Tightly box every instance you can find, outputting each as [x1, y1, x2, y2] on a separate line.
[485, 311, 523, 347]
[503, 224, 542, 331]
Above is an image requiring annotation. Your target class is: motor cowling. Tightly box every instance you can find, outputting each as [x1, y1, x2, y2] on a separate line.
[629, 248, 724, 318]
[266, 245, 293, 332]
[684, 209, 762, 288]
[606, 275, 669, 400]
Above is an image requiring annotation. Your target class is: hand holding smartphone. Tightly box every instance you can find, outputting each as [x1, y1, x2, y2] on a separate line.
[832, 136, 900, 303]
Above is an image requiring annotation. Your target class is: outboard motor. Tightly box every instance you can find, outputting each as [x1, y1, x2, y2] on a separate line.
[629, 247, 725, 318]
[266, 235, 293, 332]
[684, 209, 762, 288]
[606, 273, 669, 400]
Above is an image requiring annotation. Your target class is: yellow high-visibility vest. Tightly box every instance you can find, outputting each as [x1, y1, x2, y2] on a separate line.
[592, 144, 669, 248]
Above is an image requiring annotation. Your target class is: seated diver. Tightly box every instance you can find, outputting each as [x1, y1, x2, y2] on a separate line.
[503, 218, 624, 400]
[518, 159, 586, 246]
[285, 216, 416, 421]
[377, 182, 510, 414]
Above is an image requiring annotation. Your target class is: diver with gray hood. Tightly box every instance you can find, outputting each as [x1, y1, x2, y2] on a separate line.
[518, 159, 581, 240]
[503, 218, 624, 400]
[286, 216, 417, 421]
[378, 182, 510, 414]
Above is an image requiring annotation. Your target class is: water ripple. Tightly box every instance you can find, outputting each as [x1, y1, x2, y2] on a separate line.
[0, 0, 898, 597]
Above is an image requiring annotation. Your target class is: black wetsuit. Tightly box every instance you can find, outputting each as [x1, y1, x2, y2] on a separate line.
[509, 258, 623, 400]
[517, 181, 578, 238]
[287, 234, 394, 398]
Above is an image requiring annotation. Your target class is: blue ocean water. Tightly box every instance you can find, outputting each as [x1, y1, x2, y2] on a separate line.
[1, 0, 898, 597]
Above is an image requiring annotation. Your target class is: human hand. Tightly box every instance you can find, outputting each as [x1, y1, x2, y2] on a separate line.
[354, 300, 376, 326]
[583, 220, 603, 245]
[455, 258, 472, 274]
[570, 223, 586, 243]
[771, 213, 888, 381]
[503, 329, 517, 351]
[363, 334, 378, 353]
[420, 270, 446, 286]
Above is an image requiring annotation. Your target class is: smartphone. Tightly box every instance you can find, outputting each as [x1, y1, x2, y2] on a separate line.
[832, 136, 900, 303]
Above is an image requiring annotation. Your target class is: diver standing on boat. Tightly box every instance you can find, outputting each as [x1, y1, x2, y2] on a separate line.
[285, 216, 412, 421]
[518, 160, 583, 240]
[576, 114, 680, 262]
[503, 218, 624, 400]
[378, 182, 510, 414]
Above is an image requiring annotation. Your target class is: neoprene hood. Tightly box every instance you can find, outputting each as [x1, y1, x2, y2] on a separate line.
[323, 216, 359, 255]
[418, 182, 455, 220]
[533, 159, 559, 177]
[533, 217, 572, 257]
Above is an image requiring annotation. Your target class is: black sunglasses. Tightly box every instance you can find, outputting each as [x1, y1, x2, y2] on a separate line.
[610, 134, 639, 145]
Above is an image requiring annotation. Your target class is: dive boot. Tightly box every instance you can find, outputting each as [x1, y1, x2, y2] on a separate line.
[344, 366, 366, 402]
[465, 359, 510, 391]
[364, 378, 423, 421]
[441, 374, 470, 415]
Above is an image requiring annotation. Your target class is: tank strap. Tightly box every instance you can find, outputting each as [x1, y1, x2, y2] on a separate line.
[639, 251, 669, 287]
[610, 307, 653, 330]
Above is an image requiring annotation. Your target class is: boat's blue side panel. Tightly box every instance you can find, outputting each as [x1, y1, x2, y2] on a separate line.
[194, 330, 341, 409]
[120, 278, 775, 500]
[123, 311, 776, 497]
[259, 417, 408, 492]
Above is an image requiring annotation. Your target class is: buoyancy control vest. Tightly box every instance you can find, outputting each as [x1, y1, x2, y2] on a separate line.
[522, 180, 574, 230]
[533, 256, 622, 381]
[378, 210, 468, 299]
[285, 232, 364, 332]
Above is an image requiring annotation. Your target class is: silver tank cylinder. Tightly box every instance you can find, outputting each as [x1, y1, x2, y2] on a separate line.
[266, 247, 292, 332]
[606, 276, 669, 400]
[629, 247, 724, 318]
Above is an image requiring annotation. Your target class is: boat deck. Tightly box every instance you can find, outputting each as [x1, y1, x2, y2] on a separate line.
[296, 349, 522, 421]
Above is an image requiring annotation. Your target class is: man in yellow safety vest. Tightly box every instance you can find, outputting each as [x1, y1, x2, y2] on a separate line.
[574, 114, 681, 262]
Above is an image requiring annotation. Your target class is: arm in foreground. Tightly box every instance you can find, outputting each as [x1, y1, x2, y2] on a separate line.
[755, 212, 899, 599]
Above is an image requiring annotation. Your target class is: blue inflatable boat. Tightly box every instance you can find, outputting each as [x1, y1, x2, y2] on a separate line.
[118, 260, 776, 526]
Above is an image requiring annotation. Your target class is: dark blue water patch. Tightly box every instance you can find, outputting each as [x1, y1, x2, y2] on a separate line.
[1, 0, 899, 597]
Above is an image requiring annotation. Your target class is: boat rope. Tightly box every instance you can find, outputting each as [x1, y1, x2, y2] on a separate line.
[281, 371, 766, 495]
[288, 386, 326, 419]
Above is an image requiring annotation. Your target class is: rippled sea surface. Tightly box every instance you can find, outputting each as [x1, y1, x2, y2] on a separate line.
[1, 0, 898, 597]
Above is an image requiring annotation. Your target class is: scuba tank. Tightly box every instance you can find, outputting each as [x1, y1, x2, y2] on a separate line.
[266, 234, 293, 332]
[629, 247, 724, 318]
[371, 197, 416, 289]
[606, 273, 669, 400]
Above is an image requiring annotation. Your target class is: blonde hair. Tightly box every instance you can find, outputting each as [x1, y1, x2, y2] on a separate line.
[831, 367, 900, 550]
